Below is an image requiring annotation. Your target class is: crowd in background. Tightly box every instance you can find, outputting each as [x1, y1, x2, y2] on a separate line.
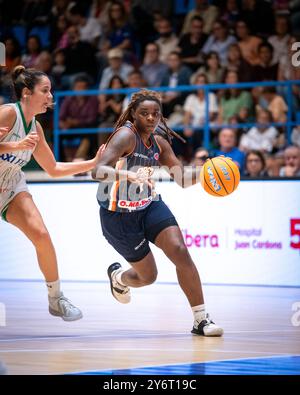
[1, 0, 300, 177]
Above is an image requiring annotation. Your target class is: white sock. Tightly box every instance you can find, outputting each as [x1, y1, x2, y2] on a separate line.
[192, 304, 206, 324]
[46, 279, 62, 298]
[115, 270, 127, 286]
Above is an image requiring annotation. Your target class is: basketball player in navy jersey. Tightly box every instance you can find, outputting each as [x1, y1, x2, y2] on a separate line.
[92, 90, 223, 336]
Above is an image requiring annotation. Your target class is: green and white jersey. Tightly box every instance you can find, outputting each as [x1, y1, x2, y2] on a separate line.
[0, 102, 36, 191]
[0, 102, 36, 217]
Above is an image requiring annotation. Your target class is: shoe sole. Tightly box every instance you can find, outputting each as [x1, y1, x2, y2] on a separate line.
[191, 327, 224, 337]
[49, 306, 83, 321]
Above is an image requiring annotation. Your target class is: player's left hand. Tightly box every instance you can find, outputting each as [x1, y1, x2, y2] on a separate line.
[93, 144, 105, 165]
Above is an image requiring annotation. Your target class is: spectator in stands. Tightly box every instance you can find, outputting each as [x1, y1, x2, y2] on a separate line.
[2, 36, 21, 72]
[202, 20, 236, 66]
[50, 14, 70, 51]
[155, 18, 179, 63]
[239, 109, 278, 153]
[89, 0, 111, 35]
[182, 73, 218, 159]
[161, 51, 192, 118]
[99, 48, 133, 91]
[50, 0, 75, 19]
[181, 0, 219, 35]
[51, 49, 66, 90]
[235, 19, 262, 65]
[268, 15, 290, 65]
[224, 43, 252, 82]
[20, 0, 52, 32]
[140, 43, 168, 87]
[101, 1, 133, 55]
[177, 16, 208, 72]
[240, 0, 274, 36]
[261, 87, 288, 124]
[214, 127, 245, 170]
[35, 51, 52, 74]
[251, 42, 278, 82]
[219, 0, 241, 32]
[63, 25, 98, 86]
[244, 150, 268, 177]
[191, 147, 210, 167]
[192, 51, 224, 84]
[183, 73, 218, 136]
[218, 70, 253, 124]
[99, 75, 126, 145]
[21, 35, 42, 68]
[59, 74, 99, 162]
[279, 146, 300, 177]
[122, 70, 146, 111]
[68, 3, 102, 48]
[98, 47, 133, 116]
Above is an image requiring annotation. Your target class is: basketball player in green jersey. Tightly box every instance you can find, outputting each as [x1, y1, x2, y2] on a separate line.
[0, 66, 103, 321]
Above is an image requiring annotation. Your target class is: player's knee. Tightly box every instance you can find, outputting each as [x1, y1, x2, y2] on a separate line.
[31, 227, 50, 245]
[140, 270, 158, 286]
[169, 242, 189, 260]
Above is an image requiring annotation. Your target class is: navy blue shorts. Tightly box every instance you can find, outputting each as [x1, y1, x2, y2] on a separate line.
[99, 196, 178, 262]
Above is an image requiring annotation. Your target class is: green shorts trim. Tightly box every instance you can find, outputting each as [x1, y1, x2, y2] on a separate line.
[1, 204, 10, 222]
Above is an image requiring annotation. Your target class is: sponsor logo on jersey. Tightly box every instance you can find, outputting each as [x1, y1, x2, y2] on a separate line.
[134, 238, 146, 250]
[0, 153, 28, 167]
[133, 152, 149, 159]
[118, 196, 152, 210]
[154, 153, 159, 160]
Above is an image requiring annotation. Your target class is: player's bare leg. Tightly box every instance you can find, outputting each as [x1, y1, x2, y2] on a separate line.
[6, 192, 82, 321]
[155, 226, 223, 336]
[107, 252, 157, 303]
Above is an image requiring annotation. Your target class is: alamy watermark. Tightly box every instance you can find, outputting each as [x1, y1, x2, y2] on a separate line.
[291, 42, 300, 67]
[0, 302, 6, 326]
[0, 42, 5, 66]
[291, 302, 300, 327]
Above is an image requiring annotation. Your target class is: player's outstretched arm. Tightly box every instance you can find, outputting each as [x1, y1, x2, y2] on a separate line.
[156, 135, 202, 188]
[33, 121, 104, 177]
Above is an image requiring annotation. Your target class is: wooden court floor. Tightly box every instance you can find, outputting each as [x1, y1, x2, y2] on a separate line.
[0, 280, 299, 375]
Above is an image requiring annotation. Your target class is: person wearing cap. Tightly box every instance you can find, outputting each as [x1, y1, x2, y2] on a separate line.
[99, 48, 134, 91]
[98, 48, 133, 116]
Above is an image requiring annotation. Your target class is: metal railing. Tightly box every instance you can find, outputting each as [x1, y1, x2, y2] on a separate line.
[53, 80, 300, 160]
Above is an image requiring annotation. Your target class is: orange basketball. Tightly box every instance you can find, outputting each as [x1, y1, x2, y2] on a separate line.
[200, 156, 240, 197]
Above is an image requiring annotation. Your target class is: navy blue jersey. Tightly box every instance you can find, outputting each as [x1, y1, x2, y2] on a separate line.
[97, 121, 161, 212]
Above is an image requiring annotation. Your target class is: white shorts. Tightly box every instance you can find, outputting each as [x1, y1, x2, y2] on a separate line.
[0, 173, 30, 221]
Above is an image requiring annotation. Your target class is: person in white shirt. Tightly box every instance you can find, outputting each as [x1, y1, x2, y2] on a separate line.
[183, 73, 218, 135]
[240, 109, 278, 153]
[155, 18, 179, 63]
[182, 73, 218, 161]
[69, 3, 102, 48]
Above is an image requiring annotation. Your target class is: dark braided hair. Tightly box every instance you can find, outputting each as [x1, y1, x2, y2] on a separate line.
[114, 89, 185, 144]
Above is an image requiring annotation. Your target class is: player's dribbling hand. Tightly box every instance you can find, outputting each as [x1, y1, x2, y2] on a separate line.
[0, 126, 9, 139]
[18, 131, 40, 151]
[128, 167, 154, 190]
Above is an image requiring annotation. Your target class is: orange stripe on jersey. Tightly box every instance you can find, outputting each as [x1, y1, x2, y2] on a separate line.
[108, 159, 124, 211]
